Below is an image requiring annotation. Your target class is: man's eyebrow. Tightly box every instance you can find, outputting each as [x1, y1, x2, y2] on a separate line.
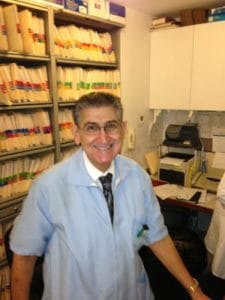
[83, 120, 120, 126]
[83, 122, 98, 125]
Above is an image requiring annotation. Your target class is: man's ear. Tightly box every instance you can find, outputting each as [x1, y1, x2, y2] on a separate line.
[73, 124, 81, 145]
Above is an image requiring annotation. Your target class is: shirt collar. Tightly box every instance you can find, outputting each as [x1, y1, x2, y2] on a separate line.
[82, 151, 115, 184]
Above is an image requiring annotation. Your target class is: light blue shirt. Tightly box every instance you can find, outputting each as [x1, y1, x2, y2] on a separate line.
[10, 149, 168, 300]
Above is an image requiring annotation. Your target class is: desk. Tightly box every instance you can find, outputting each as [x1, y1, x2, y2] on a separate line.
[152, 179, 216, 214]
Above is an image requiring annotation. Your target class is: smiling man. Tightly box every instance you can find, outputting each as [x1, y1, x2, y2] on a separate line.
[10, 92, 210, 300]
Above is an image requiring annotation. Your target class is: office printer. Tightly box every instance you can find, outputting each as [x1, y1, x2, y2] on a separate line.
[159, 123, 202, 187]
[163, 123, 202, 150]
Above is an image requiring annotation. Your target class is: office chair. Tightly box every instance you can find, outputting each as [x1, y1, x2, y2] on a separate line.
[4, 226, 44, 300]
[145, 149, 160, 178]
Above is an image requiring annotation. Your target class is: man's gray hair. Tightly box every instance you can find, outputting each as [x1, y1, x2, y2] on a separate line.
[74, 92, 123, 124]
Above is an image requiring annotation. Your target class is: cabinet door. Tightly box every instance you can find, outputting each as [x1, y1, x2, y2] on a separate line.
[191, 21, 225, 110]
[149, 26, 193, 110]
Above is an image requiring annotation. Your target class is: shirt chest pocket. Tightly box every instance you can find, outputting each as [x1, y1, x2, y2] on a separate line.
[133, 218, 150, 252]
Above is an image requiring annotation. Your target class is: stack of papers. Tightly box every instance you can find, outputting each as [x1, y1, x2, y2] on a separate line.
[160, 157, 185, 167]
[154, 184, 207, 203]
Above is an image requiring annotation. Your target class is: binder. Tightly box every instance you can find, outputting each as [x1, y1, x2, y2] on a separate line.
[3, 4, 23, 53]
[0, 5, 8, 51]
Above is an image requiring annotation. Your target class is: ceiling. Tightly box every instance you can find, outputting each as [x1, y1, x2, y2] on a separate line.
[111, 0, 225, 16]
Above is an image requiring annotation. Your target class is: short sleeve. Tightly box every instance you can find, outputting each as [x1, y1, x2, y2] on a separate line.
[10, 179, 54, 256]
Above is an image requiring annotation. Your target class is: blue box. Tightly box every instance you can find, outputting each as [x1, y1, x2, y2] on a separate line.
[107, 1, 126, 24]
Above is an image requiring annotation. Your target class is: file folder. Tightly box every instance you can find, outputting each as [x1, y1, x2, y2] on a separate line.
[18, 9, 34, 54]
[3, 4, 23, 53]
[0, 5, 8, 51]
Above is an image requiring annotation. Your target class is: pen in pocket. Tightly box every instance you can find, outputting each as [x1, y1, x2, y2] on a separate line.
[137, 224, 149, 238]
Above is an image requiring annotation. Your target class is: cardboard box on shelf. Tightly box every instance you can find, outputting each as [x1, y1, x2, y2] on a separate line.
[88, 0, 107, 18]
[180, 9, 194, 26]
[193, 9, 208, 24]
[180, 8, 208, 26]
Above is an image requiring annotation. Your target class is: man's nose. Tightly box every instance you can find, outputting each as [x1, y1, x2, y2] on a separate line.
[98, 127, 108, 140]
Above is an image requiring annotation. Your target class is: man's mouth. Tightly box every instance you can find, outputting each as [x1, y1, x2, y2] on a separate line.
[94, 144, 113, 151]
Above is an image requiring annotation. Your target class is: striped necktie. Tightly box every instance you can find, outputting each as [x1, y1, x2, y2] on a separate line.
[99, 173, 114, 223]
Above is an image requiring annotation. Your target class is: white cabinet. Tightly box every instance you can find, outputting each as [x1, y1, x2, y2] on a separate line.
[191, 21, 225, 110]
[149, 21, 225, 111]
[149, 26, 193, 110]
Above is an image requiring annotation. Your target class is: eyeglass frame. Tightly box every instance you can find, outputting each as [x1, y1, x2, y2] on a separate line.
[77, 120, 123, 136]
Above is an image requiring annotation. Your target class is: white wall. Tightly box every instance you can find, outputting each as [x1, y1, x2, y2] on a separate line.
[119, 7, 153, 166]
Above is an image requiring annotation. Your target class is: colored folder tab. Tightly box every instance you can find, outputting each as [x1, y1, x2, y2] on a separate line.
[3, 4, 23, 53]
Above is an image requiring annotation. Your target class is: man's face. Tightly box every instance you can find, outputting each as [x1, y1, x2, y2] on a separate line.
[74, 106, 126, 172]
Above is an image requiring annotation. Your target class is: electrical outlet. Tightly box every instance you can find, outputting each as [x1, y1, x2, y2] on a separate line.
[128, 129, 135, 150]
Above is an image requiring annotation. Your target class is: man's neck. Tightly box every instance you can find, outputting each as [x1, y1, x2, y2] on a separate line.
[82, 151, 114, 182]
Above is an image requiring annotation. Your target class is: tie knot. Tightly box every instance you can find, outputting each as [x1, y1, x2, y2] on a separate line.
[99, 173, 112, 187]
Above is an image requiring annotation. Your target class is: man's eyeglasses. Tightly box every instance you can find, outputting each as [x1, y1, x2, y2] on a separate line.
[79, 121, 122, 136]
